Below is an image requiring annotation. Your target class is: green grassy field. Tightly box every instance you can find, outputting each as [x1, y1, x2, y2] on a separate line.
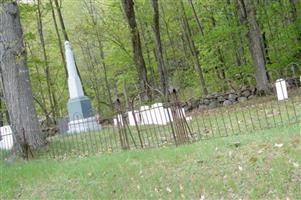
[1, 123, 300, 199]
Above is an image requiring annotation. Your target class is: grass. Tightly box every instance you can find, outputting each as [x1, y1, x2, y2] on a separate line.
[1, 123, 300, 199]
[35, 95, 300, 159]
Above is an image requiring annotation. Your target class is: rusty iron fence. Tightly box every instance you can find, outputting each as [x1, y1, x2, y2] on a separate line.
[0, 66, 300, 160]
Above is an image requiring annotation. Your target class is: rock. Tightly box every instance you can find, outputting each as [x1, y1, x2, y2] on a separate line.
[241, 90, 251, 97]
[248, 95, 255, 100]
[223, 100, 232, 106]
[240, 85, 248, 91]
[204, 99, 210, 105]
[198, 104, 207, 111]
[238, 97, 247, 102]
[217, 96, 225, 102]
[209, 101, 218, 108]
[228, 93, 238, 101]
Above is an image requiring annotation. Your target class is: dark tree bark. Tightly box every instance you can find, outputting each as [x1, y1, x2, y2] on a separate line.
[151, 0, 168, 96]
[237, 0, 269, 93]
[0, 2, 46, 149]
[121, 0, 150, 100]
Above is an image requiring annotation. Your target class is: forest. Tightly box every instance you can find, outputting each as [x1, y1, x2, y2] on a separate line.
[1, 0, 301, 122]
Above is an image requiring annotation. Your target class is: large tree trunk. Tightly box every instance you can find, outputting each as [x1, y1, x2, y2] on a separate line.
[0, 2, 46, 149]
[121, 0, 150, 100]
[237, 0, 269, 93]
[151, 0, 168, 96]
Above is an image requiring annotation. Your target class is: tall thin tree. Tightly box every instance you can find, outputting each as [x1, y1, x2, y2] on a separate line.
[237, 0, 269, 93]
[121, 0, 150, 100]
[151, 0, 168, 96]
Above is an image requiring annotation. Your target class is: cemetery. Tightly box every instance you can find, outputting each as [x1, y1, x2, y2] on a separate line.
[1, 0, 301, 199]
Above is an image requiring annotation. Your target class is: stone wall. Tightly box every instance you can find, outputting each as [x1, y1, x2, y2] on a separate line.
[183, 77, 300, 112]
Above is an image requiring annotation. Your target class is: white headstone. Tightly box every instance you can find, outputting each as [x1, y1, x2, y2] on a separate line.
[275, 79, 288, 101]
[113, 114, 124, 126]
[151, 103, 169, 125]
[128, 110, 140, 126]
[140, 105, 154, 125]
[0, 126, 13, 150]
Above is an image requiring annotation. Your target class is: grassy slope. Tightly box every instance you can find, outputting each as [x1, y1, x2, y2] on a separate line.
[1, 124, 300, 199]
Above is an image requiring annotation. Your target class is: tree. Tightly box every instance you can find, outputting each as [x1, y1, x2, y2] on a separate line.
[36, 0, 58, 122]
[179, 0, 208, 95]
[121, 0, 150, 100]
[151, 0, 168, 96]
[237, 0, 269, 93]
[0, 2, 46, 149]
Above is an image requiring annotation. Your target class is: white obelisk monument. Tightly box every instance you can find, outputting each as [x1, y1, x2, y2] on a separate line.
[64, 41, 101, 133]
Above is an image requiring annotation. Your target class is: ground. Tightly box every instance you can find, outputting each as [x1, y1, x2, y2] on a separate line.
[0, 124, 300, 199]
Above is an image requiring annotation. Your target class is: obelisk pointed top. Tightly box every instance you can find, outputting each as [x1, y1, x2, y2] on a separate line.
[64, 41, 84, 98]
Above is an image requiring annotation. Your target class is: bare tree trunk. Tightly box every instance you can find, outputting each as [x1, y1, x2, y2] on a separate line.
[139, 21, 155, 87]
[224, 1, 246, 67]
[27, 42, 50, 123]
[0, 2, 46, 149]
[179, 1, 208, 95]
[53, 0, 69, 41]
[188, 0, 204, 36]
[151, 0, 168, 96]
[160, 4, 177, 60]
[237, 0, 269, 93]
[49, 0, 68, 78]
[84, 0, 114, 110]
[36, 0, 57, 122]
[121, 0, 150, 100]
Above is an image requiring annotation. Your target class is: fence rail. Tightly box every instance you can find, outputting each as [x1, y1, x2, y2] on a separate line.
[0, 73, 300, 160]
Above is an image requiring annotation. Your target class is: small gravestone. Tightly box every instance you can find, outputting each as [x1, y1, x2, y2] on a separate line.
[128, 110, 140, 126]
[0, 126, 13, 150]
[140, 105, 153, 125]
[275, 79, 288, 101]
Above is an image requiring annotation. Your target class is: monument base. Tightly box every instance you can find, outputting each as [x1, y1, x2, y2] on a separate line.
[68, 96, 93, 120]
[68, 116, 101, 133]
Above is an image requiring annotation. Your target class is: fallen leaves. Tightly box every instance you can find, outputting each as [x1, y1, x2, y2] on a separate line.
[274, 143, 284, 148]
[166, 187, 172, 193]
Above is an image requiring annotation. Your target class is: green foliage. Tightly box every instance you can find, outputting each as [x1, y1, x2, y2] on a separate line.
[17, 0, 301, 119]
